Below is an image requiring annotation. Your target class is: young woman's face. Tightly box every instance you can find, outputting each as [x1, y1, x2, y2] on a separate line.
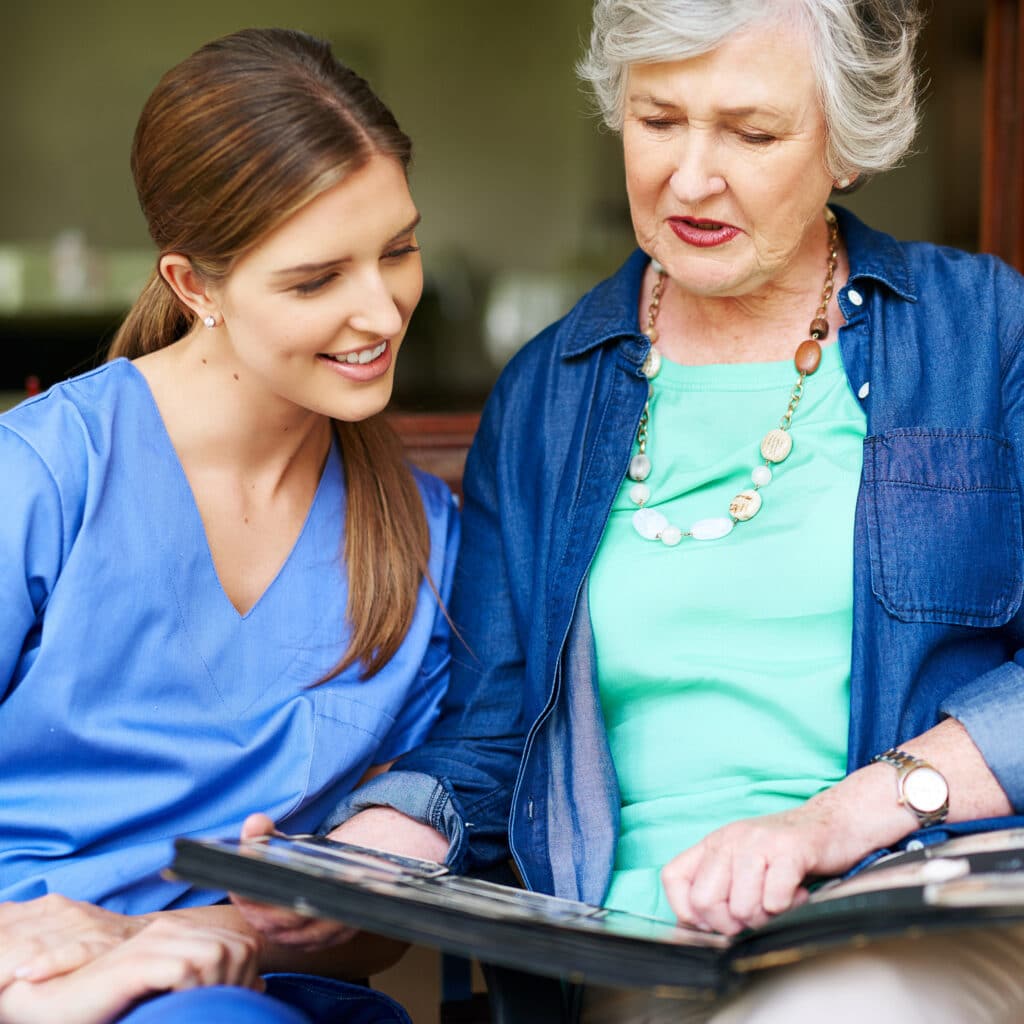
[212, 154, 423, 423]
[621, 20, 836, 301]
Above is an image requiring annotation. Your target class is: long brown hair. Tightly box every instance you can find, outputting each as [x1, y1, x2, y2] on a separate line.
[110, 29, 429, 680]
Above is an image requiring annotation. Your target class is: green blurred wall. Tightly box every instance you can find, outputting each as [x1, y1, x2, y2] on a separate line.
[0, 1, 984, 283]
[1, 0, 611, 274]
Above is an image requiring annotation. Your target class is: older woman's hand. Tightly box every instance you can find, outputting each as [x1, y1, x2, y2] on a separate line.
[662, 719, 1015, 935]
[0, 896, 146, 990]
[0, 917, 261, 1024]
[660, 802, 849, 936]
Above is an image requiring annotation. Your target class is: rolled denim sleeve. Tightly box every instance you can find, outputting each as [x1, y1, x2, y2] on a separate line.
[941, 660, 1024, 810]
[316, 769, 468, 866]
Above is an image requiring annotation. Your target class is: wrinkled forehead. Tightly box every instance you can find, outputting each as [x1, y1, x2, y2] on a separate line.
[624, 18, 821, 112]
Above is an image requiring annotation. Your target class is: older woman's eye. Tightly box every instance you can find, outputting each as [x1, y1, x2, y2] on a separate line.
[642, 118, 676, 131]
[739, 132, 775, 145]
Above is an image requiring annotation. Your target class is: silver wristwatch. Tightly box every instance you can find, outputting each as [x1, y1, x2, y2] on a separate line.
[872, 748, 950, 828]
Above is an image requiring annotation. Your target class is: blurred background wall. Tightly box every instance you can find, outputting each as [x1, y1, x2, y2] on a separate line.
[0, 0, 986, 410]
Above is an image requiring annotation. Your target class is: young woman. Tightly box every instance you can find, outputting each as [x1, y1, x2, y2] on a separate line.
[0, 28, 457, 1024]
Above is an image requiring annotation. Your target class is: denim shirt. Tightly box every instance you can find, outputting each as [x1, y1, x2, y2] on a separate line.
[324, 207, 1024, 905]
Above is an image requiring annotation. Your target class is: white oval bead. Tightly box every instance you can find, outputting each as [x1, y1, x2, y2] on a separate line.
[751, 465, 773, 487]
[690, 517, 734, 541]
[629, 483, 650, 506]
[633, 507, 669, 540]
[628, 454, 652, 481]
[660, 525, 683, 547]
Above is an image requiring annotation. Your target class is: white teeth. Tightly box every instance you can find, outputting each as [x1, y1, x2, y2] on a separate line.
[329, 341, 387, 365]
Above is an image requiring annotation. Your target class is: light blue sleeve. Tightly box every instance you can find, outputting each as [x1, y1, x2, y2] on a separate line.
[0, 425, 65, 696]
[373, 481, 461, 764]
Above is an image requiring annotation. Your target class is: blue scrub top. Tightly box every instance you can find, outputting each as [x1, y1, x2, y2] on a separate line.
[0, 360, 458, 914]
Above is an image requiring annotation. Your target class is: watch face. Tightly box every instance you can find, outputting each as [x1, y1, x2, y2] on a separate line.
[904, 766, 949, 814]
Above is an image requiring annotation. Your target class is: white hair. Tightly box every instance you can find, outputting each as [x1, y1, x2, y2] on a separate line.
[577, 0, 924, 180]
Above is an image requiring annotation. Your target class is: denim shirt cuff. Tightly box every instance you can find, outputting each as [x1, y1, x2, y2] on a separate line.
[316, 770, 468, 868]
[940, 660, 1024, 811]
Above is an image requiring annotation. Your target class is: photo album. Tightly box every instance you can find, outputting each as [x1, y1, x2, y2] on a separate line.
[168, 828, 1024, 995]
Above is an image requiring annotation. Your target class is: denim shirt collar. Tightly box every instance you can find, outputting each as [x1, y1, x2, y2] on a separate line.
[560, 205, 918, 363]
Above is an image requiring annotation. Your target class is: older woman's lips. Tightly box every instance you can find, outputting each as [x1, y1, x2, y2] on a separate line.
[669, 217, 741, 248]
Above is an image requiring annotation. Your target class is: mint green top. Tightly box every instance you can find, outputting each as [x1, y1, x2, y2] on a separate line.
[589, 341, 866, 922]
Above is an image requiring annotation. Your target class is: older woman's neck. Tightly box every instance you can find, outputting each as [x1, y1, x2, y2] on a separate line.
[648, 227, 849, 366]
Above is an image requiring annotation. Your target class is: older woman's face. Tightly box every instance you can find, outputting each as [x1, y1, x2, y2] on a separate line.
[622, 21, 835, 300]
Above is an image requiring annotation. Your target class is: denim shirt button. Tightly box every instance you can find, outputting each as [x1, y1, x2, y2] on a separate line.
[847, 288, 864, 306]
[858, 381, 870, 399]
[905, 839, 925, 852]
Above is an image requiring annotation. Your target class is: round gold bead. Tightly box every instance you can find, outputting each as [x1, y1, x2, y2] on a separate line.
[642, 347, 662, 378]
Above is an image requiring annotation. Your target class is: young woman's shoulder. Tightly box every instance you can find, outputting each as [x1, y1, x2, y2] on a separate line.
[1, 359, 141, 475]
[0, 360, 151, 550]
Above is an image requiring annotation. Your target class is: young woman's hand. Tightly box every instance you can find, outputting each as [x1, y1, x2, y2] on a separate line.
[0, 896, 146, 989]
[230, 809, 448, 950]
[227, 813, 361, 950]
[0, 917, 261, 1024]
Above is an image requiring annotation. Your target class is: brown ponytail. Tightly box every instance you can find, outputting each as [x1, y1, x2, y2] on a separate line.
[111, 29, 430, 680]
[333, 418, 431, 679]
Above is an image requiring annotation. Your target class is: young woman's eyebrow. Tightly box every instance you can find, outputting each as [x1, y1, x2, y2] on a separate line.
[271, 214, 422, 279]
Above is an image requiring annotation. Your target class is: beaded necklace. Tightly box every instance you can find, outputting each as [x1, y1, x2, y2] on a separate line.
[628, 208, 839, 546]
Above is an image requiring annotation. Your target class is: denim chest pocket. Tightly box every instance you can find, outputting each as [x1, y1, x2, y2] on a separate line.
[864, 429, 1024, 626]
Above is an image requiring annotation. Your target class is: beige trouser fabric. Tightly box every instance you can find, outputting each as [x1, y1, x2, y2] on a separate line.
[580, 925, 1024, 1024]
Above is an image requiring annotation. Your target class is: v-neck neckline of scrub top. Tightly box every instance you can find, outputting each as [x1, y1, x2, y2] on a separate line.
[120, 358, 338, 623]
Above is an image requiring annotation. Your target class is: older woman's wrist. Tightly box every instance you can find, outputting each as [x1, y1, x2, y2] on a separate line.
[805, 764, 922, 870]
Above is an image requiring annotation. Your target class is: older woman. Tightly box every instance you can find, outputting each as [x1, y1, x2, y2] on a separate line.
[241, 0, 1024, 1020]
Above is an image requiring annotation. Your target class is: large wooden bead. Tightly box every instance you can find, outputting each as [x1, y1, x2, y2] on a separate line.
[729, 489, 762, 522]
[794, 339, 822, 374]
[761, 428, 793, 463]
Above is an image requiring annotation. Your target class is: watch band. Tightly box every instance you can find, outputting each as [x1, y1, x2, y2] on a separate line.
[872, 747, 950, 828]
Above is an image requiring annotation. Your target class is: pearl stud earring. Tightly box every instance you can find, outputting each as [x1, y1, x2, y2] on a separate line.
[835, 176, 852, 189]
[203, 315, 217, 328]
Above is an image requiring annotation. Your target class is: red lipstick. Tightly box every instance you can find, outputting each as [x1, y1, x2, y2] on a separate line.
[669, 217, 740, 248]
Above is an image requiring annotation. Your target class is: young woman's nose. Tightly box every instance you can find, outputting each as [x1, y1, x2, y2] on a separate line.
[349, 272, 404, 338]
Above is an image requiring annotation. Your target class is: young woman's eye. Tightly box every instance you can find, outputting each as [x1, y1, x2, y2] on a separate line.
[383, 244, 421, 261]
[293, 273, 337, 295]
